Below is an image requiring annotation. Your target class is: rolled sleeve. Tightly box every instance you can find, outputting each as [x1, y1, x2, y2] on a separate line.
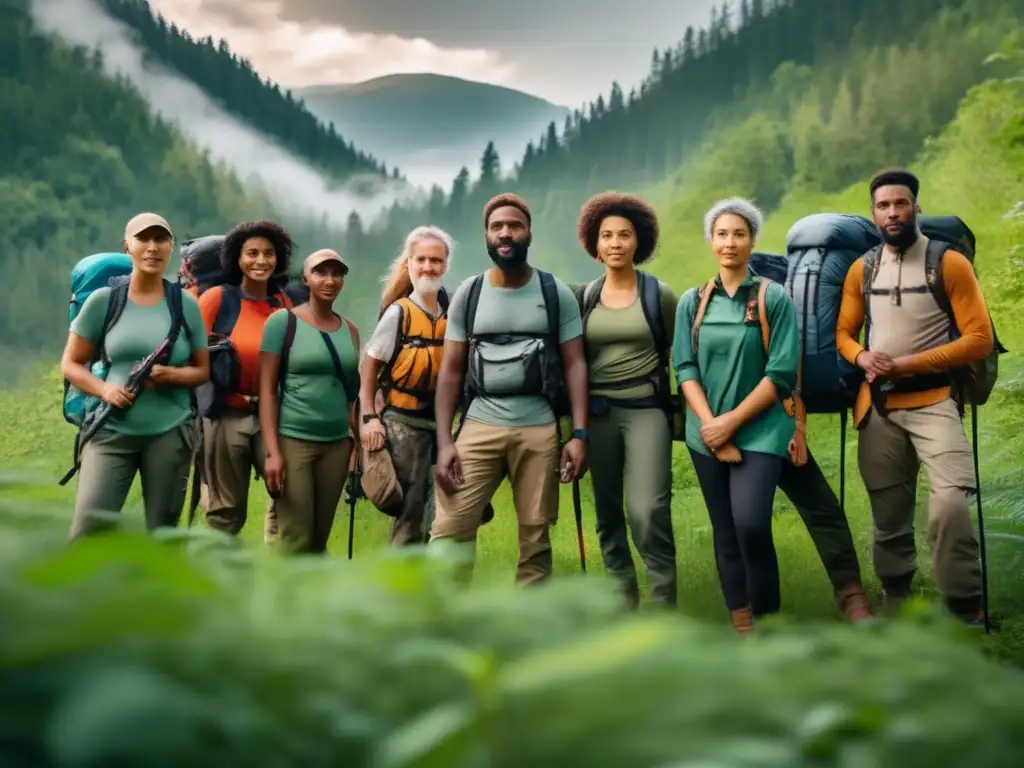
[672, 287, 700, 384]
[764, 282, 799, 398]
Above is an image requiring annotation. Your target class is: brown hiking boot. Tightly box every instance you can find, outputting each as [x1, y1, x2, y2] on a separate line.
[730, 606, 755, 635]
[836, 583, 873, 624]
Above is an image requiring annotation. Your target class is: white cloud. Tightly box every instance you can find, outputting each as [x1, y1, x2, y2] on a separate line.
[150, 0, 515, 89]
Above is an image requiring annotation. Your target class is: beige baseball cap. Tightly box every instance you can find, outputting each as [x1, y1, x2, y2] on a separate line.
[303, 249, 349, 276]
[125, 212, 173, 241]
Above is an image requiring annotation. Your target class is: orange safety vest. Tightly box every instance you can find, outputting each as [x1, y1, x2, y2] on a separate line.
[379, 297, 446, 416]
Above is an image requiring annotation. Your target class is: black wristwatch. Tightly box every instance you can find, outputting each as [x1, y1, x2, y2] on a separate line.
[362, 413, 380, 425]
[572, 428, 589, 443]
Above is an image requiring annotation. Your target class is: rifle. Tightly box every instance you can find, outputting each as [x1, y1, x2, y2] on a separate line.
[59, 334, 178, 486]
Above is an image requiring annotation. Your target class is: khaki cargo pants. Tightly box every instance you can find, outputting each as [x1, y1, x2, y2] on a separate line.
[274, 435, 353, 554]
[199, 409, 278, 541]
[70, 420, 197, 540]
[858, 398, 982, 608]
[430, 419, 561, 585]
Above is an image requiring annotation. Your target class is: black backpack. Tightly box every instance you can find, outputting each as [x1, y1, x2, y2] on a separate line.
[748, 251, 789, 284]
[179, 235, 226, 294]
[576, 269, 670, 403]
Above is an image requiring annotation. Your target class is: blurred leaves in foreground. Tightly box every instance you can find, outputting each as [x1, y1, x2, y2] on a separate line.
[1, 481, 1024, 768]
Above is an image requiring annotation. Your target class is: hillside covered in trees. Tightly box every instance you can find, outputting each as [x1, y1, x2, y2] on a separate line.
[98, 0, 397, 186]
[0, 0, 385, 385]
[351, 0, 1023, 285]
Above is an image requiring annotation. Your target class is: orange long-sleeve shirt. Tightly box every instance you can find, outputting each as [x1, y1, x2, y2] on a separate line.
[836, 242, 993, 426]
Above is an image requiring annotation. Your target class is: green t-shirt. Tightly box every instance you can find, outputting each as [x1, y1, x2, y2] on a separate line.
[69, 286, 207, 437]
[672, 273, 799, 459]
[444, 269, 582, 428]
[260, 310, 359, 442]
[582, 279, 678, 400]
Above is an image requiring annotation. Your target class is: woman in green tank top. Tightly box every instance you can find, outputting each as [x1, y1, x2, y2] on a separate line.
[258, 249, 361, 554]
[574, 192, 679, 609]
[61, 212, 209, 540]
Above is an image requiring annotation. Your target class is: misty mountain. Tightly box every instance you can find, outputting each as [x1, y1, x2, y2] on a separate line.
[296, 74, 571, 189]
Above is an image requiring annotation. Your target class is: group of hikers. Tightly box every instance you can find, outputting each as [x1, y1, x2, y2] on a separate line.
[57, 166, 999, 635]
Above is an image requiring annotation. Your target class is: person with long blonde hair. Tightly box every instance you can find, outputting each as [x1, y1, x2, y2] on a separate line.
[359, 225, 454, 545]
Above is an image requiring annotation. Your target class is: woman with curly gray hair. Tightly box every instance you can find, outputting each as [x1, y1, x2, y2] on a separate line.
[574, 192, 679, 609]
[672, 197, 800, 634]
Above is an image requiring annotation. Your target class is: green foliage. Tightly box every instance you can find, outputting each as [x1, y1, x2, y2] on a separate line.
[98, 0, 391, 183]
[1, 505, 1024, 766]
[0, 6, 384, 384]
[349, 0, 1024, 298]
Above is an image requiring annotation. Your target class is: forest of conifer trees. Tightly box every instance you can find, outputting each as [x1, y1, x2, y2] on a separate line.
[1, 0, 1021, 381]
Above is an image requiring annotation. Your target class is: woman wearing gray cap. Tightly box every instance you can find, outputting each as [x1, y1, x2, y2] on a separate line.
[258, 249, 361, 554]
[60, 212, 210, 539]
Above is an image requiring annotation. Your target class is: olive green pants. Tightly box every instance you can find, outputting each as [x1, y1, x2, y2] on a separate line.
[70, 420, 197, 541]
[588, 402, 677, 607]
[274, 435, 353, 554]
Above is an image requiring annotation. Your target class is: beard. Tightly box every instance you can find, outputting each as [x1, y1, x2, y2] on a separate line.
[879, 215, 919, 250]
[411, 274, 443, 294]
[486, 234, 531, 271]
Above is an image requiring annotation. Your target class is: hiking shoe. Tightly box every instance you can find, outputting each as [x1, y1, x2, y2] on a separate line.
[835, 583, 873, 624]
[730, 606, 755, 635]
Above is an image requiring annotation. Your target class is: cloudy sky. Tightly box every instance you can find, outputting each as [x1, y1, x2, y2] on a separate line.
[149, 0, 718, 106]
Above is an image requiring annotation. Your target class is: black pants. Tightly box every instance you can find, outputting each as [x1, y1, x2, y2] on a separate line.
[689, 449, 784, 617]
[779, 449, 863, 590]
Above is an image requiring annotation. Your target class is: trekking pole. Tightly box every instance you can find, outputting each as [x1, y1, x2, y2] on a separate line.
[572, 479, 586, 572]
[344, 445, 362, 560]
[971, 404, 991, 634]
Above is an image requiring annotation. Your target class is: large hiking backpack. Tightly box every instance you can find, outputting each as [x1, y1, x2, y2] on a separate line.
[864, 215, 1008, 412]
[63, 253, 134, 426]
[784, 213, 882, 415]
[179, 235, 226, 295]
[748, 251, 789, 284]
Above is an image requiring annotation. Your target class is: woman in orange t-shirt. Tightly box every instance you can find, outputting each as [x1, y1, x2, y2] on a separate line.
[198, 220, 294, 539]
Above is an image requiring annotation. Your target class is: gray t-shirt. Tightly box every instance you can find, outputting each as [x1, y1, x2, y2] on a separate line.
[445, 268, 582, 427]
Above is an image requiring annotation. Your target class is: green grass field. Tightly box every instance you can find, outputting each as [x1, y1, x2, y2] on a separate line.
[2, 80, 1022, 670]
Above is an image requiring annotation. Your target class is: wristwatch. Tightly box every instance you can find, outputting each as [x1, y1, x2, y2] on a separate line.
[572, 428, 589, 443]
[362, 413, 380, 425]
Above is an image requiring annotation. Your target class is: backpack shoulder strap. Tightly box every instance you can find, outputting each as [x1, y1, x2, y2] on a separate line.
[924, 239, 954, 320]
[97, 279, 130, 363]
[756, 278, 771, 356]
[537, 269, 560, 343]
[213, 284, 243, 335]
[581, 276, 605, 319]
[438, 286, 450, 315]
[690, 278, 718, 355]
[277, 309, 297, 396]
[164, 279, 188, 343]
[637, 271, 667, 365]
[860, 247, 883, 351]
[463, 274, 485, 337]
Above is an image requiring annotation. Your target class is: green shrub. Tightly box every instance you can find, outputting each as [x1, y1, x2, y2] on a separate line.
[2, 491, 1024, 768]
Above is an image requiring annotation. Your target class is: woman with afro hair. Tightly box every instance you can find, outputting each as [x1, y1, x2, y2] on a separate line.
[574, 192, 679, 609]
[197, 220, 295, 540]
[672, 198, 800, 634]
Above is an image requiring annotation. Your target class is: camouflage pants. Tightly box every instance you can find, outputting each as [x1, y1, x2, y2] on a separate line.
[383, 413, 436, 546]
